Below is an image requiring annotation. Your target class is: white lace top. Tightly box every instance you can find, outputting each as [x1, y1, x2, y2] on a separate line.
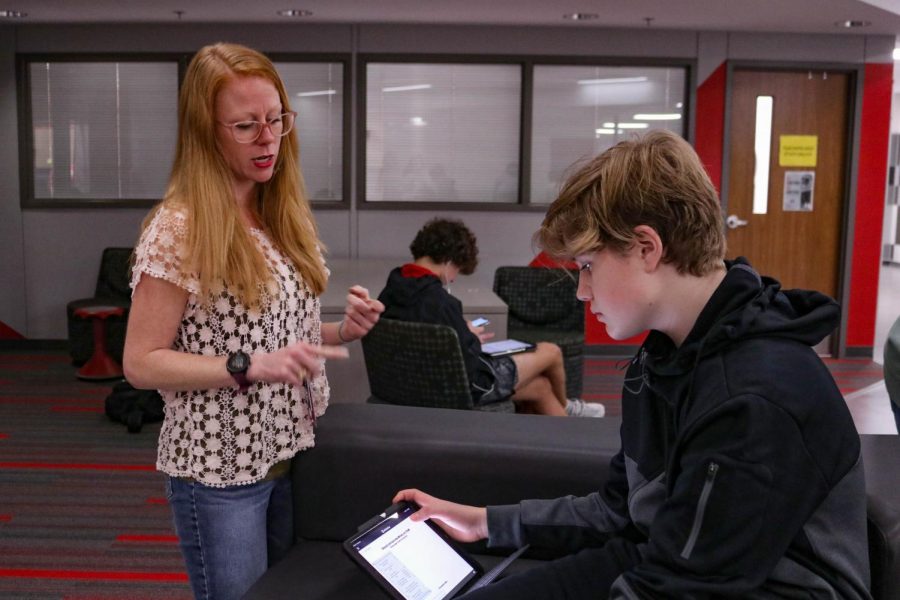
[130, 205, 330, 487]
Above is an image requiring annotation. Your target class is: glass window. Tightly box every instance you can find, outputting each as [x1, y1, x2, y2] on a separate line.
[365, 62, 521, 204]
[276, 61, 345, 202]
[28, 61, 178, 202]
[531, 65, 687, 204]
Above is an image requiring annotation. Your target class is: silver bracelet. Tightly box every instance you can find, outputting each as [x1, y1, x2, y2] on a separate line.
[337, 319, 352, 344]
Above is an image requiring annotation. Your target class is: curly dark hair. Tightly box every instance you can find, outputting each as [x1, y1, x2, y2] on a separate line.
[409, 218, 479, 275]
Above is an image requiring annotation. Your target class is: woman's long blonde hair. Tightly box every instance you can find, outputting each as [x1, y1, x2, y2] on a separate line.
[144, 42, 327, 306]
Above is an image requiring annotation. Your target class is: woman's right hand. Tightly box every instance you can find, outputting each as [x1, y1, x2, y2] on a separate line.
[392, 489, 488, 543]
[248, 341, 348, 387]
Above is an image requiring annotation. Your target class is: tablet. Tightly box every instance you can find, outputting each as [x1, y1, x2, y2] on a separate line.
[480, 339, 536, 357]
[343, 501, 483, 600]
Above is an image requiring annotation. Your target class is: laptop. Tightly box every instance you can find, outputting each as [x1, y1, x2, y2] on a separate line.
[343, 501, 527, 600]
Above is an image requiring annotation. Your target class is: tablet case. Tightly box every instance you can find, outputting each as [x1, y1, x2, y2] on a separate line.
[344, 502, 525, 599]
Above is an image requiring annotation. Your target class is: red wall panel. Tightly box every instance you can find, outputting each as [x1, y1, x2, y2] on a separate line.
[847, 62, 892, 349]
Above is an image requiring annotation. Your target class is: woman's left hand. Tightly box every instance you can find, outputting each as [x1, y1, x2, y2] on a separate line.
[339, 285, 385, 342]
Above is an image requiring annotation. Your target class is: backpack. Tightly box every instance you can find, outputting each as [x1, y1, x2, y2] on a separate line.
[104, 380, 165, 433]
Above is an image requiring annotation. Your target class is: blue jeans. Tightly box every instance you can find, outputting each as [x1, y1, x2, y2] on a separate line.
[166, 475, 294, 600]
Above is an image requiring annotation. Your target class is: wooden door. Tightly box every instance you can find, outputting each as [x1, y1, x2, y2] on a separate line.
[726, 69, 850, 300]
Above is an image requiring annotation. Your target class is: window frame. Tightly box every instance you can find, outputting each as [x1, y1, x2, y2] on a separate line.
[17, 52, 352, 210]
[17, 52, 693, 211]
[358, 53, 534, 212]
[17, 52, 187, 209]
[527, 56, 696, 207]
[357, 53, 694, 211]
[269, 53, 352, 210]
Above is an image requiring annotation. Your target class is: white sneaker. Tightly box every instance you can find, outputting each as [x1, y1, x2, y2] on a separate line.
[566, 398, 605, 418]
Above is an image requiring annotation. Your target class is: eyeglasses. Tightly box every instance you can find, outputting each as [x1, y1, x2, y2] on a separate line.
[218, 111, 297, 144]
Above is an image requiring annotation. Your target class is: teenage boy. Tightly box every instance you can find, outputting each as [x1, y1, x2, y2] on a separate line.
[378, 217, 604, 417]
[394, 130, 871, 598]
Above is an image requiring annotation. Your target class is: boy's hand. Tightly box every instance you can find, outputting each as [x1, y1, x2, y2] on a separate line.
[393, 488, 488, 543]
[467, 321, 495, 343]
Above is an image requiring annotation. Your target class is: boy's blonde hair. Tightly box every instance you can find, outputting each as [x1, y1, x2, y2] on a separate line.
[143, 42, 326, 306]
[538, 130, 726, 276]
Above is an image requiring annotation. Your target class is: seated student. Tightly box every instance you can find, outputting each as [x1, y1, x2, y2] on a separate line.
[378, 218, 603, 417]
[394, 131, 871, 598]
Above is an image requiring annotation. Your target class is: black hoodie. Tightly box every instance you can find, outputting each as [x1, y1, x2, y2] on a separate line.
[483, 258, 871, 599]
[377, 265, 497, 402]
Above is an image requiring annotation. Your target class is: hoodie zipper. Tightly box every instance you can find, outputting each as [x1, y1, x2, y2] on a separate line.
[680, 461, 719, 560]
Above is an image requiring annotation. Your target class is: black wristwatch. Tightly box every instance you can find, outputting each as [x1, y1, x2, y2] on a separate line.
[226, 350, 252, 392]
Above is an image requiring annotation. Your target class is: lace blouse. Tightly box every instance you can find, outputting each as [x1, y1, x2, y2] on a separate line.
[130, 205, 330, 487]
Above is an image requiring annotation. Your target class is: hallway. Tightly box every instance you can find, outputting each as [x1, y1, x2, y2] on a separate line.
[845, 263, 899, 434]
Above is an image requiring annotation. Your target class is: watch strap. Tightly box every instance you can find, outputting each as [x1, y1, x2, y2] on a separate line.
[226, 351, 252, 392]
[231, 370, 251, 392]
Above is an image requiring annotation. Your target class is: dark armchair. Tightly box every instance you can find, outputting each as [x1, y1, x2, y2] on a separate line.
[886, 315, 900, 433]
[493, 266, 584, 398]
[361, 318, 515, 413]
[66, 247, 133, 366]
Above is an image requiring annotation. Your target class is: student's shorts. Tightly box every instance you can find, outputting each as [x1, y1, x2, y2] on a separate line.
[475, 355, 518, 406]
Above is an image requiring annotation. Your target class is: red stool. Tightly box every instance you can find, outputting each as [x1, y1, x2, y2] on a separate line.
[73, 305, 125, 380]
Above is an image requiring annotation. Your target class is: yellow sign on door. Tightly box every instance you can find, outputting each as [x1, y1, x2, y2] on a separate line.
[779, 135, 818, 167]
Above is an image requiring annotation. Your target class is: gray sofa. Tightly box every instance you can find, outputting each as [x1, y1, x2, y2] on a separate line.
[243, 404, 900, 599]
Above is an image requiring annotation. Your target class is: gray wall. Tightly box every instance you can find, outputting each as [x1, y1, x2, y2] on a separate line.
[0, 23, 892, 339]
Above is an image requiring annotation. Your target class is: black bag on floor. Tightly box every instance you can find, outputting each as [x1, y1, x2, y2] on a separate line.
[104, 380, 164, 433]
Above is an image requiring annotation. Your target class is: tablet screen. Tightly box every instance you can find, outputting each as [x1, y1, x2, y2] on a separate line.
[480, 339, 535, 357]
[346, 503, 479, 600]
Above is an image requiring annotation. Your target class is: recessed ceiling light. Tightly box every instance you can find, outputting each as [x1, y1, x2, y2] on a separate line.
[602, 122, 648, 129]
[578, 77, 648, 85]
[835, 20, 870, 28]
[633, 113, 682, 120]
[563, 13, 599, 21]
[0, 9, 26, 18]
[382, 84, 432, 93]
[277, 9, 313, 17]
[297, 89, 336, 97]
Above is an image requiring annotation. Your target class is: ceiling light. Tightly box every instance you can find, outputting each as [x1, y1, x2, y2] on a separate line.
[603, 122, 648, 129]
[577, 77, 648, 85]
[595, 128, 617, 136]
[633, 113, 682, 120]
[835, 20, 870, 28]
[297, 89, 336, 97]
[563, 13, 599, 21]
[0, 9, 26, 18]
[277, 9, 313, 17]
[410, 117, 427, 126]
[382, 84, 432, 93]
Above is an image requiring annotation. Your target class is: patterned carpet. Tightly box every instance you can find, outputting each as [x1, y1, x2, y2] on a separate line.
[0, 352, 190, 599]
[0, 350, 885, 598]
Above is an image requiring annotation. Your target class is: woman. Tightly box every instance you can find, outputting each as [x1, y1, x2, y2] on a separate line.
[378, 218, 603, 417]
[123, 43, 382, 600]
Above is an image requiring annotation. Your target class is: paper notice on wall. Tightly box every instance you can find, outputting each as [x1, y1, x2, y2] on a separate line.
[779, 135, 818, 167]
[783, 171, 815, 212]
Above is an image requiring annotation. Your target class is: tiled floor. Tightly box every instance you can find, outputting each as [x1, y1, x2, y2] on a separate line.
[847, 262, 899, 435]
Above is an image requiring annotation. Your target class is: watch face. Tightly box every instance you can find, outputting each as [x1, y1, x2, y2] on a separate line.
[227, 351, 249, 374]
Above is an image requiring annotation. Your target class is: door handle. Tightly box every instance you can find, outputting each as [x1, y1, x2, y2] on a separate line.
[726, 214, 749, 230]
